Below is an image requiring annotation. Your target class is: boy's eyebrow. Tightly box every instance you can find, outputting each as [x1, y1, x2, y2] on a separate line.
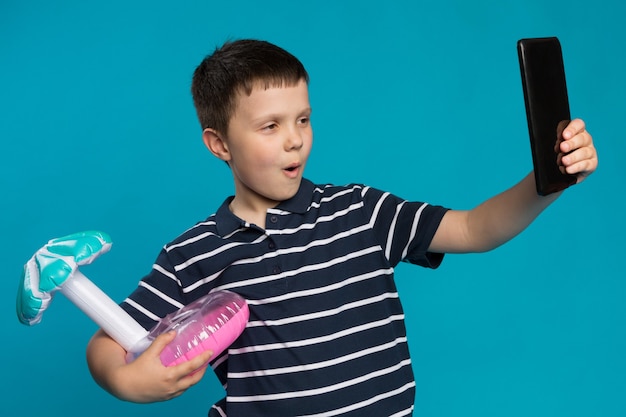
[251, 107, 312, 123]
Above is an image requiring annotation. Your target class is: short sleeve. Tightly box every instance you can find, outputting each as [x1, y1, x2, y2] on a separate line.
[361, 186, 449, 268]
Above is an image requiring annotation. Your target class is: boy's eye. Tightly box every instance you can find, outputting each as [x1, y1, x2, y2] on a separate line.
[298, 117, 310, 126]
[262, 123, 278, 131]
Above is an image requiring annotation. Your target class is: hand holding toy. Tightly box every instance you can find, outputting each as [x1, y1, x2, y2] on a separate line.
[17, 231, 249, 366]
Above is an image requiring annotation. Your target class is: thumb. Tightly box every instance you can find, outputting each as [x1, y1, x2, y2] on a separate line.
[144, 331, 177, 360]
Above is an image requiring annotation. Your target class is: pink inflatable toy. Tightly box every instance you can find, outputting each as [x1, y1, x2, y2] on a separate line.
[133, 290, 249, 366]
[16, 231, 249, 366]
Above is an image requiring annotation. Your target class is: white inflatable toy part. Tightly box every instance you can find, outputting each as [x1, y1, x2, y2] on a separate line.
[17, 231, 249, 366]
[62, 268, 152, 353]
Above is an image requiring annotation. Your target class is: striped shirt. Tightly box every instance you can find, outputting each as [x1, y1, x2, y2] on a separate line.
[121, 179, 448, 416]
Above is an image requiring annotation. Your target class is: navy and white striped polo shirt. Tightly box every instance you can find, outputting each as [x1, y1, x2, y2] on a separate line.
[121, 178, 448, 416]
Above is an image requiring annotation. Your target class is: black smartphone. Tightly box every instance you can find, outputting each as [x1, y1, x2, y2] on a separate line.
[517, 37, 577, 195]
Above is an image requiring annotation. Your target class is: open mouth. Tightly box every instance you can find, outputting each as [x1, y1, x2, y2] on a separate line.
[283, 164, 301, 177]
[284, 163, 300, 172]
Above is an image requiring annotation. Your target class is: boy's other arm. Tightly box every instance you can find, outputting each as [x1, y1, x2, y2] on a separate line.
[429, 118, 597, 254]
[86, 329, 213, 403]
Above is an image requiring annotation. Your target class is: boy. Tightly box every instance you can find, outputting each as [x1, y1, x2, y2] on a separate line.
[86, 39, 598, 415]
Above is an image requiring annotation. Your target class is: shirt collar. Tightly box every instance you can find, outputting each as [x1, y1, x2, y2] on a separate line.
[275, 178, 315, 214]
[214, 178, 315, 236]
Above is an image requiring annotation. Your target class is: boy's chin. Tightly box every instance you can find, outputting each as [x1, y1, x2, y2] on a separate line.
[267, 181, 302, 202]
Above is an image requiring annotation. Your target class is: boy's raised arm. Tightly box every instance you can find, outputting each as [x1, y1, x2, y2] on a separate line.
[429, 119, 597, 254]
[86, 329, 213, 403]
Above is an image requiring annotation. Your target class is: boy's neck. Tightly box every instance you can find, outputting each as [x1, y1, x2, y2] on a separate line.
[229, 198, 276, 230]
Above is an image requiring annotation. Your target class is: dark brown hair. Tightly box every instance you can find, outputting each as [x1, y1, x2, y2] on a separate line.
[191, 39, 309, 134]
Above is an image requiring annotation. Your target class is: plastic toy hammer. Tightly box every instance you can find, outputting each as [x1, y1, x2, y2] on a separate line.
[17, 231, 151, 353]
[17, 231, 249, 365]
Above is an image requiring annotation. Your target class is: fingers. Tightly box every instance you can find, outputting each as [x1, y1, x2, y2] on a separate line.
[129, 332, 212, 401]
[134, 330, 177, 368]
[147, 331, 178, 357]
[104, 332, 213, 403]
[561, 148, 597, 177]
[560, 119, 591, 151]
[180, 349, 214, 377]
[146, 330, 213, 379]
[167, 352, 213, 399]
[559, 118, 598, 182]
[161, 344, 213, 399]
[562, 118, 586, 140]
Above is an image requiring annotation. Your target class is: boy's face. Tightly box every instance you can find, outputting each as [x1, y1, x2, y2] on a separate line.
[216, 79, 312, 214]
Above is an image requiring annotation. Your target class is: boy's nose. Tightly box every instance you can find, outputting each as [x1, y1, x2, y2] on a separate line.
[284, 127, 303, 150]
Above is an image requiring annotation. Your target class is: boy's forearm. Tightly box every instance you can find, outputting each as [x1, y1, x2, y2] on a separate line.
[431, 171, 561, 254]
[86, 329, 131, 399]
[466, 171, 560, 252]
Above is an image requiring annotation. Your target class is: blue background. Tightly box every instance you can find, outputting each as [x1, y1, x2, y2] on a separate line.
[2, 1, 624, 416]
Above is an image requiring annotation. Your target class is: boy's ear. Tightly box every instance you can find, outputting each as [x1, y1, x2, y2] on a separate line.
[202, 128, 231, 162]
